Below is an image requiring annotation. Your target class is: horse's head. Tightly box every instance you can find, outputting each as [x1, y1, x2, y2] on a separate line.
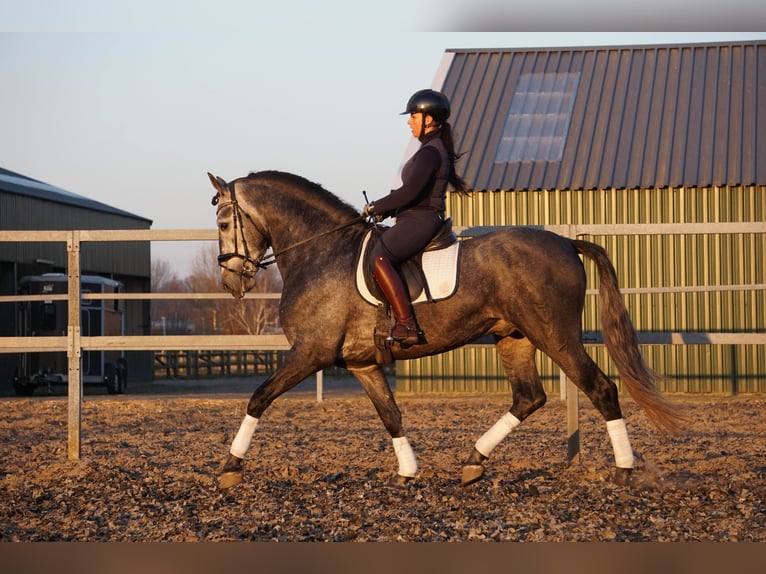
[208, 172, 270, 299]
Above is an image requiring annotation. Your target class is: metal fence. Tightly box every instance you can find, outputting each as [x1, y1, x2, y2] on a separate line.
[1, 225, 764, 464]
[153, 349, 285, 379]
[0, 229, 295, 460]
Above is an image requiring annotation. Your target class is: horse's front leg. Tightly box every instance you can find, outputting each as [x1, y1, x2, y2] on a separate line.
[219, 352, 320, 489]
[349, 365, 417, 487]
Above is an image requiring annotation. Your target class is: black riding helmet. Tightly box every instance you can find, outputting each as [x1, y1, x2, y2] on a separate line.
[401, 89, 451, 122]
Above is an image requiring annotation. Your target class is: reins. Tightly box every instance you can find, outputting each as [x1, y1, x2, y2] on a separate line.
[258, 216, 365, 268]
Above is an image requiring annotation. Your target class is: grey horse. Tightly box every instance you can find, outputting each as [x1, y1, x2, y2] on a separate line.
[209, 171, 683, 490]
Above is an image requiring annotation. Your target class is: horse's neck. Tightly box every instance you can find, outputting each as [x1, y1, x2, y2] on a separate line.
[245, 193, 359, 262]
[268, 204, 346, 245]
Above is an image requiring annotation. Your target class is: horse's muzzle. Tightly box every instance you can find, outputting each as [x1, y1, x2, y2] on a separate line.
[221, 278, 245, 299]
[220, 267, 255, 299]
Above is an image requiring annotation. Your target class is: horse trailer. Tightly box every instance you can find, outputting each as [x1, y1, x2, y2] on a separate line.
[13, 273, 127, 396]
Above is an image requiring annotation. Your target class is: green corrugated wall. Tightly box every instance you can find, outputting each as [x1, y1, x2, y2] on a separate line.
[397, 185, 766, 394]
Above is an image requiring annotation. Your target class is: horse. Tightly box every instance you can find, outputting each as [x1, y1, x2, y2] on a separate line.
[208, 170, 684, 490]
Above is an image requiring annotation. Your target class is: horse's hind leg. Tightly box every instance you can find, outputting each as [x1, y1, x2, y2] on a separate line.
[548, 343, 635, 486]
[350, 365, 417, 487]
[462, 335, 546, 486]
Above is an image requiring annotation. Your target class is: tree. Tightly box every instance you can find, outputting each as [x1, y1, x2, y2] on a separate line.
[151, 258, 178, 292]
[150, 258, 192, 334]
[181, 244, 282, 335]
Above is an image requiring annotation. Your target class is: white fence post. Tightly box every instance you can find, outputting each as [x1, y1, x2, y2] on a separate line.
[316, 370, 324, 403]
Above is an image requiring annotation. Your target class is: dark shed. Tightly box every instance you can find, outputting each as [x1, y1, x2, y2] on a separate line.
[0, 167, 154, 390]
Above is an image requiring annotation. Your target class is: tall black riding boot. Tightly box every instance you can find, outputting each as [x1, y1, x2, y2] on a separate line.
[373, 256, 423, 346]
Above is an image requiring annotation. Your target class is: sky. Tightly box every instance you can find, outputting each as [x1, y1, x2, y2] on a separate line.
[1, 1, 764, 276]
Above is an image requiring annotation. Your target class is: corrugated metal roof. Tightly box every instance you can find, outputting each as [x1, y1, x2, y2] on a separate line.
[441, 41, 765, 191]
[0, 166, 152, 223]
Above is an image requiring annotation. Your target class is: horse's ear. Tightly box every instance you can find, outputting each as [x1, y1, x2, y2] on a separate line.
[207, 172, 228, 193]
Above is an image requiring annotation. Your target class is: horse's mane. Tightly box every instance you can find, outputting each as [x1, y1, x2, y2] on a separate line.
[246, 170, 360, 220]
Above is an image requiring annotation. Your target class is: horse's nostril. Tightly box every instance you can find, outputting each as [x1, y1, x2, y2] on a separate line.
[221, 280, 245, 299]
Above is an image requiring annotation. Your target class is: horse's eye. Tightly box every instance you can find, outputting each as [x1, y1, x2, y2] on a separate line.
[219, 222, 229, 232]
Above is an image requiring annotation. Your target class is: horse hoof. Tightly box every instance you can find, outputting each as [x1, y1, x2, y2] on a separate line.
[461, 464, 485, 486]
[219, 470, 244, 489]
[388, 474, 414, 487]
[613, 467, 633, 487]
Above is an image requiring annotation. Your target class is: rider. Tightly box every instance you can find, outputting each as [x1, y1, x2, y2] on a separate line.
[363, 89, 468, 346]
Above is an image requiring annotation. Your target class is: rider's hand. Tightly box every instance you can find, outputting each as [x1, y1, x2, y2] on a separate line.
[362, 203, 376, 218]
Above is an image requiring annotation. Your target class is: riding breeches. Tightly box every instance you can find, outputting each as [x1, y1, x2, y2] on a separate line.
[371, 210, 445, 265]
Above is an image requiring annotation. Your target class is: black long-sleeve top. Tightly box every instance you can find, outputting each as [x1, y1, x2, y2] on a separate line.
[373, 130, 449, 217]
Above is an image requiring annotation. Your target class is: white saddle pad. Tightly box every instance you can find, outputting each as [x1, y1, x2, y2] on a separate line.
[356, 230, 461, 306]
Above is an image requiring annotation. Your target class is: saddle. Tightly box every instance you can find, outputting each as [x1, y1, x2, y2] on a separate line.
[355, 218, 461, 364]
[356, 217, 461, 306]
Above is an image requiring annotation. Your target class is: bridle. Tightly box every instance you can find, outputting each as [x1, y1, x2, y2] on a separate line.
[212, 183, 365, 280]
[213, 185, 268, 279]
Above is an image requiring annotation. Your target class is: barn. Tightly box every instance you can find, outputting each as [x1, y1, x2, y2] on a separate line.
[0, 167, 153, 392]
[398, 40, 766, 394]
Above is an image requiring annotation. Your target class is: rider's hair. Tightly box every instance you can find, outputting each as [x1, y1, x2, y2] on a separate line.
[439, 122, 470, 195]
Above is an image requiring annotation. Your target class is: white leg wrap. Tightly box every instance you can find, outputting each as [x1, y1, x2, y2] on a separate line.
[230, 415, 259, 459]
[606, 418, 634, 468]
[392, 436, 418, 477]
[475, 412, 521, 457]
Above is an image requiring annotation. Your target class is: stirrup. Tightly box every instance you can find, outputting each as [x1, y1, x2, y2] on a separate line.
[387, 322, 423, 346]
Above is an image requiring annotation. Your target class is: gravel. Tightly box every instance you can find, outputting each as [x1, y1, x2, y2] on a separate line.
[1, 379, 763, 542]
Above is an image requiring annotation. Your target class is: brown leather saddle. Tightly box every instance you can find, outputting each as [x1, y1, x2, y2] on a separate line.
[359, 217, 458, 304]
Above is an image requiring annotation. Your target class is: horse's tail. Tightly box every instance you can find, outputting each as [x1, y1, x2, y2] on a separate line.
[572, 239, 686, 433]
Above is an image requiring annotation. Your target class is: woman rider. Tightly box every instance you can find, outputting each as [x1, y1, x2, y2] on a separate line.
[363, 89, 468, 346]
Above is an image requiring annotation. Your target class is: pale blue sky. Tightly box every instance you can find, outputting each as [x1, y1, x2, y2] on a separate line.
[1, 2, 764, 274]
